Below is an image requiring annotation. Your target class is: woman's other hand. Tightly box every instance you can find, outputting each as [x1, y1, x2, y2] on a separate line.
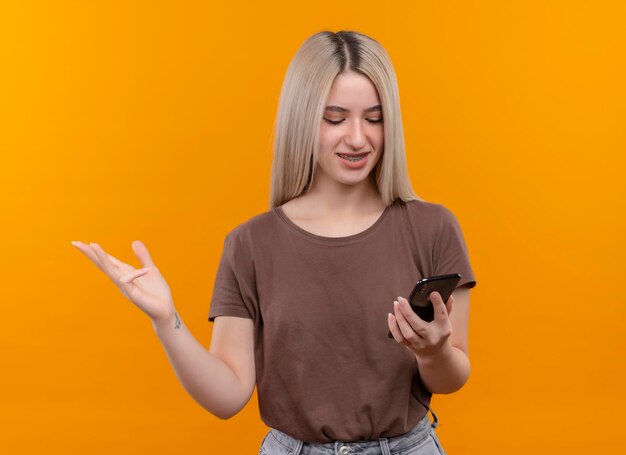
[71, 240, 175, 325]
[387, 292, 454, 358]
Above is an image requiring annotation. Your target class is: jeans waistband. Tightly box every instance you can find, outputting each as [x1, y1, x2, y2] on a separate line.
[267, 413, 434, 455]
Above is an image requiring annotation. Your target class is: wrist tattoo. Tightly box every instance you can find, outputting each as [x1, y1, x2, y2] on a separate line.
[174, 311, 181, 329]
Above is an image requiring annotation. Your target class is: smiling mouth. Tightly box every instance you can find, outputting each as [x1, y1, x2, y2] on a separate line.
[336, 152, 369, 161]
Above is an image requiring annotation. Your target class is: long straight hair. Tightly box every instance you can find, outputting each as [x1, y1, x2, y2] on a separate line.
[268, 30, 424, 209]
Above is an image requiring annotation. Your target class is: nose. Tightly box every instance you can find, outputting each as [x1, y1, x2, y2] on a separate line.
[344, 119, 367, 150]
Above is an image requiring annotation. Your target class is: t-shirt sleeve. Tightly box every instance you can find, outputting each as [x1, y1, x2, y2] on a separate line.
[433, 205, 477, 289]
[208, 232, 256, 322]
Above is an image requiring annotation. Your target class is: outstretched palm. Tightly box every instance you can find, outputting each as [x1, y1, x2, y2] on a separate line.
[72, 240, 174, 323]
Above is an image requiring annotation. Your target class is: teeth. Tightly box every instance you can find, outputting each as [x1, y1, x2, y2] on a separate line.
[338, 153, 366, 162]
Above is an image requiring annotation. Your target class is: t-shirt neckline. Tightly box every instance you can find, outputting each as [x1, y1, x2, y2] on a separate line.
[273, 201, 395, 244]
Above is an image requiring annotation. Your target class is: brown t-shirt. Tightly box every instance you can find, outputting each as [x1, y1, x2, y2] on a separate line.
[208, 198, 477, 443]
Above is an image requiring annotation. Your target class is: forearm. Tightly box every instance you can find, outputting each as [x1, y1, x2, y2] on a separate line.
[415, 339, 470, 394]
[151, 310, 246, 419]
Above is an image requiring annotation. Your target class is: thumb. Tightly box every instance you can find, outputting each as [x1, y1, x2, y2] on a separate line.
[445, 294, 454, 316]
[132, 240, 155, 268]
[431, 291, 449, 324]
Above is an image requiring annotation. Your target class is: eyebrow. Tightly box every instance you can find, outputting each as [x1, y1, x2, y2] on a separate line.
[324, 105, 382, 113]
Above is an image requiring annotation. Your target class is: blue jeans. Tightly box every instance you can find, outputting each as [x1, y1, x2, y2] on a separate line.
[258, 414, 447, 455]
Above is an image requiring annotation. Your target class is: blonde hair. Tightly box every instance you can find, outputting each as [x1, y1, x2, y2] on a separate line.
[268, 30, 424, 208]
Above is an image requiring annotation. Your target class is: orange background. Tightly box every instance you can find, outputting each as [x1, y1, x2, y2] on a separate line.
[1, 1, 624, 453]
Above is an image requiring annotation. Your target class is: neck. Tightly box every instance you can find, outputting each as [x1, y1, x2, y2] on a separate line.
[303, 173, 383, 215]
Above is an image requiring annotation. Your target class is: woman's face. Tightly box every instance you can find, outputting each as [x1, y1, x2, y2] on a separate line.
[316, 71, 384, 188]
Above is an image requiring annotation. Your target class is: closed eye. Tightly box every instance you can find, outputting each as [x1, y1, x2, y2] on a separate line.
[323, 118, 383, 125]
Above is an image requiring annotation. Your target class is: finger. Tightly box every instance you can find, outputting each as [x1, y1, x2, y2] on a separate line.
[90, 243, 121, 280]
[393, 299, 425, 341]
[100, 248, 141, 274]
[131, 240, 155, 268]
[387, 313, 404, 343]
[396, 297, 428, 336]
[430, 292, 450, 325]
[106, 252, 131, 269]
[119, 267, 151, 284]
[72, 241, 107, 274]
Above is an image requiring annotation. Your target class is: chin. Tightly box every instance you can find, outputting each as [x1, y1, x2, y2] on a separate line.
[336, 173, 373, 185]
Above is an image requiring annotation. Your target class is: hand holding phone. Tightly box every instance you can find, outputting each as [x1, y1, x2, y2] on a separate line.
[387, 273, 461, 339]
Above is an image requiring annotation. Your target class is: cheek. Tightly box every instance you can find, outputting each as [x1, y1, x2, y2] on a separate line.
[319, 128, 341, 148]
[374, 129, 384, 147]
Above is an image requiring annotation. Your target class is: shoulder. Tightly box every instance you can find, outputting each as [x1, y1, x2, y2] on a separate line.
[401, 198, 452, 225]
[399, 199, 467, 244]
[224, 208, 277, 247]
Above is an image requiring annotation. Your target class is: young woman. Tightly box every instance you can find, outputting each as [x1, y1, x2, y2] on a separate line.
[72, 30, 477, 455]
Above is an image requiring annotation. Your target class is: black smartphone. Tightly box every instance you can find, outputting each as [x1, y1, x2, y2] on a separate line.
[387, 273, 462, 339]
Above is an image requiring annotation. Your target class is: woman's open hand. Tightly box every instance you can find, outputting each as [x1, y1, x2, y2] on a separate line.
[71, 240, 175, 324]
[387, 292, 454, 358]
